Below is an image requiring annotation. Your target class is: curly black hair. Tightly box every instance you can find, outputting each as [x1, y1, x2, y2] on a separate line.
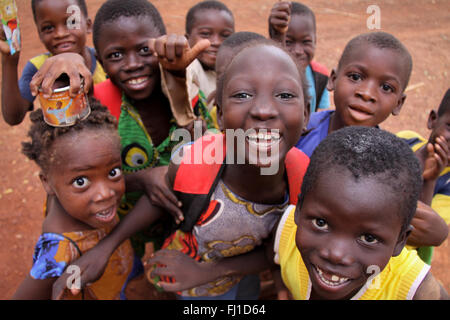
[93, 0, 166, 53]
[22, 98, 118, 174]
[268, 2, 316, 39]
[337, 32, 413, 90]
[31, 0, 88, 22]
[185, 0, 234, 35]
[298, 126, 422, 234]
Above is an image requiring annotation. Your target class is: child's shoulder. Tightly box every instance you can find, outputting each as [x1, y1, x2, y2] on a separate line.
[310, 61, 329, 76]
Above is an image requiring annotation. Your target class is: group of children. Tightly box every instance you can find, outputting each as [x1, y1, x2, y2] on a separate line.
[2, 0, 448, 300]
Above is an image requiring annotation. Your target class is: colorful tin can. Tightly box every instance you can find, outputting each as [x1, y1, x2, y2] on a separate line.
[38, 79, 90, 127]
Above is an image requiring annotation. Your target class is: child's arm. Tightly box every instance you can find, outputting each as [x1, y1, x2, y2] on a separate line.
[0, 35, 32, 125]
[12, 275, 55, 300]
[421, 135, 449, 205]
[413, 271, 449, 300]
[147, 245, 271, 293]
[407, 201, 448, 247]
[51, 194, 166, 299]
[268, 1, 292, 44]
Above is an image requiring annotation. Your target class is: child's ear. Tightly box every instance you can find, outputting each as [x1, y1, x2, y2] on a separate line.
[427, 110, 438, 130]
[217, 104, 224, 131]
[392, 225, 413, 256]
[326, 69, 337, 92]
[39, 172, 55, 196]
[391, 93, 406, 116]
[86, 18, 93, 34]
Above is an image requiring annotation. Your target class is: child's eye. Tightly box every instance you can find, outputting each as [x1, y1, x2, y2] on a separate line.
[41, 25, 54, 33]
[285, 40, 294, 46]
[72, 177, 90, 189]
[108, 52, 123, 60]
[232, 92, 252, 100]
[312, 218, 328, 230]
[140, 46, 151, 54]
[199, 31, 211, 38]
[381, 83, 394, 93]
[359, 234, 379, 244]
[108, 167, 122, 179]
[348, 73, 362, 81]
[277, 92, 296, 100]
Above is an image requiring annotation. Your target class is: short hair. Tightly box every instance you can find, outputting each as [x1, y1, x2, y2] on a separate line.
[299, 126, 422, 234]
[32, 0, 88, 22]
[185, 0, 234, 35]
[215, 39, 309, 115]
[221, 31, 265, 49]
[338, 32, 413, 90]
[22, 98, 118, 174]
[93, 0, 166, 53]
[268, 2, 316, 39]
[437, 89, 450, 117]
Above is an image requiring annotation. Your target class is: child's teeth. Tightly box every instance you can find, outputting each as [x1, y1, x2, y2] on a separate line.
[331, 275, 339, 282]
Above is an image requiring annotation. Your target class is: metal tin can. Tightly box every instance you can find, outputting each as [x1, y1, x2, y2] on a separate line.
[38, 83, 90, 127]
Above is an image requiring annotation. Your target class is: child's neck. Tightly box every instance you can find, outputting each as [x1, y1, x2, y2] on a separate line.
[222, 163, 287, 204]
[42, 195, 93, 234]
[133, 89, 172, 147]
[328, 111, 347, 134]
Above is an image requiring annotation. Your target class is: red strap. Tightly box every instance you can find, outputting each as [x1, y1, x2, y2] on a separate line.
[93, 79, 122, 121]
[285, 148, 310, 205]
[310, 61, 329, 76]
[173, 134, 226, 194]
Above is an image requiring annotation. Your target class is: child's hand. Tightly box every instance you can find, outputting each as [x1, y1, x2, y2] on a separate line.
[51, 241, 112, 299]
[407, 201, 449, 248]
[146, 249, 210, 292]
[142, 166, 184, 224]
[269, 1, 292, 35]
[149, 35, 210, 73]
[29, 53, 92, 99]
[423, 135, 449, 181]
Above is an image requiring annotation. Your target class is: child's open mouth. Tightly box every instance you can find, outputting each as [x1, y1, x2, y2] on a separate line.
[95, 205, 116, 223]
[124, 76, 150, 91]
[313, 265, 351, 290]
[246, 131, 281, 151]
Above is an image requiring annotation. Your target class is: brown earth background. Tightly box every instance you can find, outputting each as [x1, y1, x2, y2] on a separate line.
[0, 0, 448, 299]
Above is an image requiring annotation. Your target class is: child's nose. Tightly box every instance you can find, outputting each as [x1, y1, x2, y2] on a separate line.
[319, 238, 354, 266]
[209, 33, 221, 47]
[123, 53, 144, 71]
[54, 25, 70, 38]
[249, 97, 278, 121]
[93, 182, 115, 202]
[356, 81, 377, 103]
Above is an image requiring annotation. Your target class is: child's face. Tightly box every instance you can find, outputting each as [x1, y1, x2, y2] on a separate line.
[328, 44, 407, 128]
[285, 14, 316, 69]
[295, 169, 407, 300]
[187, 9, 234, 70]
[219, 45, 304, 167]
[34, 0, 91, 56]
[428, 110, 450, 152]
[41, 130, 125, 230]
[96, 16, 161, 101]
[215, 45, 234, 79]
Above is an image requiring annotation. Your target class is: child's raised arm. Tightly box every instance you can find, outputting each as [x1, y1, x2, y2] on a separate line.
[268, 1, 292, 44]
[1, 31, 32, 125]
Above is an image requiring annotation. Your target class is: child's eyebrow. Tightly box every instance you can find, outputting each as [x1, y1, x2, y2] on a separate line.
[348, 64, 401, 83]
[69, 158, 121, 172]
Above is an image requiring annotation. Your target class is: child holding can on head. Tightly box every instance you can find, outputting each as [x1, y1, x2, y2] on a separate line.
[1, 0, 106, 126]
[12, 99, 136, 300]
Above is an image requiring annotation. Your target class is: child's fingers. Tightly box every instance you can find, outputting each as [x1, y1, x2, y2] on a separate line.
[186, 39, 211, 62]
[155, 281, 181, 292]
[164, 34, 179, 62]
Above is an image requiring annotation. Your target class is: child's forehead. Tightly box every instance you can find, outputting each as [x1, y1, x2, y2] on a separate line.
[100, 16, 161, 40]
[191, 8, 234, 27]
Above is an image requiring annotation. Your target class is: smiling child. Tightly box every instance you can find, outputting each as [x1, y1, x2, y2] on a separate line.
[274, 126, 449, 300]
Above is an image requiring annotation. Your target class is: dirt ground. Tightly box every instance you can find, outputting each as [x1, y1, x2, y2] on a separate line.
[0, 0, 448, 299]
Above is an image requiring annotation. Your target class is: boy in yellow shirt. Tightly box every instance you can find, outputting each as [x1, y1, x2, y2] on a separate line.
[273, 126, 448, 299]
